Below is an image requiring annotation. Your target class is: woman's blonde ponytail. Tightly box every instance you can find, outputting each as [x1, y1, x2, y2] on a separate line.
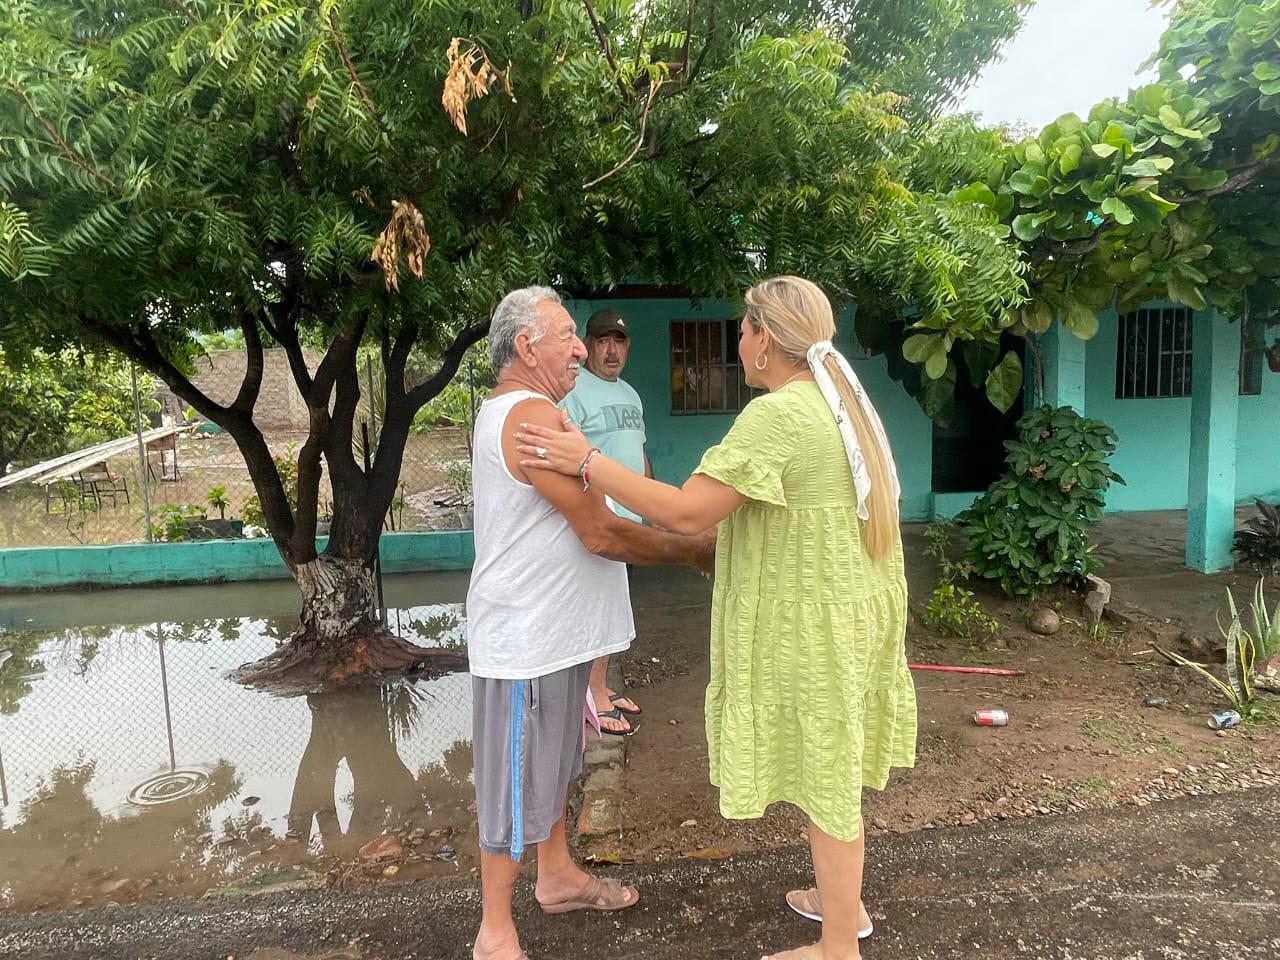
[744, 276, 901, 559]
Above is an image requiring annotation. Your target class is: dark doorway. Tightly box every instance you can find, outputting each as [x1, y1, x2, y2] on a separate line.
[931, 338, 1025, 494]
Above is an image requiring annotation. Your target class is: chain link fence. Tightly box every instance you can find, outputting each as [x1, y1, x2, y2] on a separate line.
[0, 604, 475, 907]
[0, 347, 487, 548]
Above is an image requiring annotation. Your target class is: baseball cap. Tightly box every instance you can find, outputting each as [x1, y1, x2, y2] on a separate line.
[585, 307, 629, 339]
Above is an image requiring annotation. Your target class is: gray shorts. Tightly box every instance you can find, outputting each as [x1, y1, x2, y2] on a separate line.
[472, 660, 593, 858]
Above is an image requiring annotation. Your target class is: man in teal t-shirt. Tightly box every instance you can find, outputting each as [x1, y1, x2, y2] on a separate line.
[561, 307, 651, 735]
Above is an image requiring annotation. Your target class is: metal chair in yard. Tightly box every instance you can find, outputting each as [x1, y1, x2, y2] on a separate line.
[44, 477, 87, 514]
[80, 461, 130, 508]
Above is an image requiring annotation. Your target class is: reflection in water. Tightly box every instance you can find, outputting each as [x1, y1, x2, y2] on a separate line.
[0, 604, 474, 910]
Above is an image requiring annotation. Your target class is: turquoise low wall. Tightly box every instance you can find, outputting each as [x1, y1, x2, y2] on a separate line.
[0, 531, 475, 592]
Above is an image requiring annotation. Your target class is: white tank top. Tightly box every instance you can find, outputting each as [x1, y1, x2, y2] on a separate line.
[466, 389, 634, 679]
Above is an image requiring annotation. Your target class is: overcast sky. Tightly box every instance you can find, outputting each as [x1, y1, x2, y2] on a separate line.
[955, 0, 1171, 129]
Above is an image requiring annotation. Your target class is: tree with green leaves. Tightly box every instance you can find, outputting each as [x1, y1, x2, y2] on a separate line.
[0, 0, 1028, 685]
[876, 0, 1280, 416]
[0, 345, 159, 477]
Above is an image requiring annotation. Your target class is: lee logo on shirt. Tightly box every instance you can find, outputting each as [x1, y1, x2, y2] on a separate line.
[601, 404, 644, 432]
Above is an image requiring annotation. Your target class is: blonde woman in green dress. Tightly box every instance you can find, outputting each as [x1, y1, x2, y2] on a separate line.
[515, 275, 917, 960]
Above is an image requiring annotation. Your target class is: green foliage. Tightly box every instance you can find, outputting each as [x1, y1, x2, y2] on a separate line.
[412, 381, 479, 433]
[410, 348, 492, 437]
[206, 485, 229, 520]
[827, 2, 1031, 119]
[960, 406, 1123, 596]
[0, 345, 159, 474]
[885, 1, 1280, 417]
[1235, 578, 1280, 668]
[1234, 499, 1280, 574]
[195, 329, 247, 351]
[924, 582, 1001, 642]
[922, 519, 1001, 642]
[0, 0, 1028, 412]
[443, 458, 472, 498]
[149, 503, 207, 543]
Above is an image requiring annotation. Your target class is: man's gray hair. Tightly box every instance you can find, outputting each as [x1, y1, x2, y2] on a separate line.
[489, 286, 562, 371]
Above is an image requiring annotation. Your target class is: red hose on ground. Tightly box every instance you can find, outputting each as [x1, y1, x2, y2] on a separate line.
[908, 664, 1024, 677]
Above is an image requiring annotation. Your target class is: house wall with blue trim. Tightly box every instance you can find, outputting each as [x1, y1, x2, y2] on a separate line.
[565, 296, 1280, 527]
[1082, 306, 1280, 511]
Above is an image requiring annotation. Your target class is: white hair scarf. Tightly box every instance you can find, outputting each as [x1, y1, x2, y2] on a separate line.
[804, 340, 901, 521]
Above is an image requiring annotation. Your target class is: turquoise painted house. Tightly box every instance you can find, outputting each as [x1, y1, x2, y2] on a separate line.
[566, 292, 1280, 575]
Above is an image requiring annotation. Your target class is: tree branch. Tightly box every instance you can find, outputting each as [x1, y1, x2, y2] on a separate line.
[327, 10, 393, 139]
[680, 1, 694, 75]
[329, 352, 364, 485]
[311, 311, 369, 406]
[581, 0, 630, 99]
[79, 316, 298, 559]
[266, 265, 313, 397]
[387, 322, 419, 400]
[583, 78, 664, 189]
[171, 0, 199, 24]
[231, 313, 266, 414]
[292, 404, 330, 555]
[405, 320, 491, 411]
[6, 83, 119, 193]
[1172, 155, 1280, 204]
[83, 318, 230, 424]
[692, 168, 725, 199]
[688, 0, 716, 84]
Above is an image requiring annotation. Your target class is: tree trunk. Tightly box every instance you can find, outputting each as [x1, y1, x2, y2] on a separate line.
[230, 554, 467, 692]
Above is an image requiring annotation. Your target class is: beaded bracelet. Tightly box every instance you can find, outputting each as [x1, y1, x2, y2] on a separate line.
[578, 448, 601, 491]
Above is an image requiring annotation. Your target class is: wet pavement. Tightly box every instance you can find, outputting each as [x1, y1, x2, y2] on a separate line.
[0, 573, 479, 911]
[1, 784, 1276, 959]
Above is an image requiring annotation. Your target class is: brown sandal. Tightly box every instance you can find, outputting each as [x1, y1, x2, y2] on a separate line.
[540, 876, 640, 915]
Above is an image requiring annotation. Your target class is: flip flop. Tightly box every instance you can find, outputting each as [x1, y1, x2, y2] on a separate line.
[785, 889, 873, 939]
[609, 693, 642, 716]
[595, 707, 637, 737]
[540, 876, 640, 915]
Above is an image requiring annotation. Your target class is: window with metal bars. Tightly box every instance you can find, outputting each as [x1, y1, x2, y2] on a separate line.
[1239, 314, 1265, 397]
[1115, 307, 1194, 399]
[670, 318, 758, 414]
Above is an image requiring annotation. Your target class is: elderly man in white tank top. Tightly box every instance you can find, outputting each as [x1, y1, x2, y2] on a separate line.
[468, 286, 714, 960]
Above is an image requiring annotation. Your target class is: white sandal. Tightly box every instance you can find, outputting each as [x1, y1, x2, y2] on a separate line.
[784, 888, 874, 939]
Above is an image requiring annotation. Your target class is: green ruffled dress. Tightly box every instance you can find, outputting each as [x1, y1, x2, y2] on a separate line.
[694, 381, 917, 842]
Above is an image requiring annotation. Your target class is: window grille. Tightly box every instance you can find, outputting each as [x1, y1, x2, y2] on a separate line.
[670, 319, 758, 414]
[1115, 307, 1193, 399]
[1239, 314, 1264, 397]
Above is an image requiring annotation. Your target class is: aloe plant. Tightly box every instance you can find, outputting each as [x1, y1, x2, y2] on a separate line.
[1156, 582, 1280, 715]
[1248, 580, 1280, 692]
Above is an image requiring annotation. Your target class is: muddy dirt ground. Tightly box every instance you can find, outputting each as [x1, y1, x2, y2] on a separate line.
[596, 551, 1280, 867]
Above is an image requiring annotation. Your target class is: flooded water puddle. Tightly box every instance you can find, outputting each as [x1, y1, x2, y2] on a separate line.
[0, 604, 476, 911]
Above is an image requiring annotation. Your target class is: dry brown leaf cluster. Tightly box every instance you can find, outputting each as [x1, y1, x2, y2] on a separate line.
[371, 200, 430, 292]
[442, 37, 515, 136]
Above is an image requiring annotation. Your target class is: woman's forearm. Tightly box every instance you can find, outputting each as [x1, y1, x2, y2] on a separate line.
[587, 455, 742, 534]
[587, 455, 697, 531]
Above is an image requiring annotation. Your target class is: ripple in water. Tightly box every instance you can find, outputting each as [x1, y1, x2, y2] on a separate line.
[126, 769, 211, 806]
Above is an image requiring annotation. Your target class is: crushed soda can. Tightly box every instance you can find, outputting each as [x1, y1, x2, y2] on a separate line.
[1207, 710, 1241, 730]
[973, 708, 1009, 727]
[1142, 697, 1168, 708]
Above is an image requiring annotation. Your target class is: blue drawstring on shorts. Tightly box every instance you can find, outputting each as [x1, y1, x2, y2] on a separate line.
[509, 681, 525, 861]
